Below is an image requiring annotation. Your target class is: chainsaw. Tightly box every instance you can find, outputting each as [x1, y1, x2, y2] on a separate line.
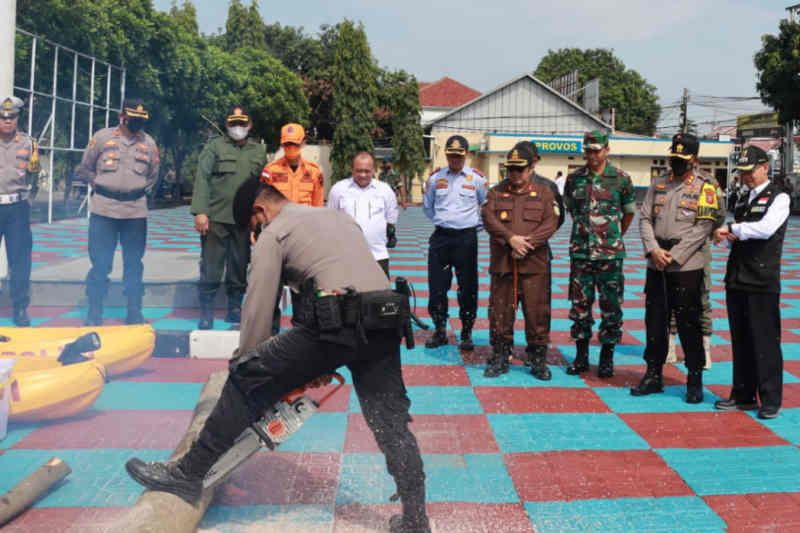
[202, 373, 346, 489]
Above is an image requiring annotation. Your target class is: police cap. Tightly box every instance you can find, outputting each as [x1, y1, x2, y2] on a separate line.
[122, 98, 150, 120]
[669, 133, 699, 160]
[0, 96, 23, 119]
[505, 142, 537, 168]
[226, 104, 250, 125]
[735, 145, 769, 171]
[444, 135, 468, 155]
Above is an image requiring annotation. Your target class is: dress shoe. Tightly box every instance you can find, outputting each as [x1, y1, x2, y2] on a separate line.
[389, 514, 432, 533]
[714, 398, 758, 411]
[566, 339, 590, 375]
[13, 307, 30, 327]
[757, 405, 780, 419]
[125, 457, 202, 505]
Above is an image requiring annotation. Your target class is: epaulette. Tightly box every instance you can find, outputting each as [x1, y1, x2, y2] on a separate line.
[428, 166, 442, 178]
[471, 168, 485, 178]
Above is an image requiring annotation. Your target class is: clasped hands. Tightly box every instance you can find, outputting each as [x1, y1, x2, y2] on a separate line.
[508, 235, 535, 259]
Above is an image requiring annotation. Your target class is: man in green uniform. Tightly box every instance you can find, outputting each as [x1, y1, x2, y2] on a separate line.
[191, 105, 267, 329]
[563, 130, 636, 378]
[379, 156, 406, 208]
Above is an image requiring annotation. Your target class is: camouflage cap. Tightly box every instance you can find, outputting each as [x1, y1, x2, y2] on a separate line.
[735, 145, 769, 171]
[444, 135, 468, 155]
[669, 133, 699, 160]
[583, 130, 609, 150]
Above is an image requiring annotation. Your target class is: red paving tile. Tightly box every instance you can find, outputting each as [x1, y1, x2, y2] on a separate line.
[475, 387, 610, 414]
[118, 358, 228, 382]
[401, 365, 470, 386]
[707, 383, 800, 409]
[506, 450, 692, 502]
[334, 503, 535, 533]
[212, 452, 340, 505]
[704, 493, 800, 532]
[344, 413, 498, 454]
[0, 507, 128, 533]
[38, 317, 87, 327]
[786, 360, 800, 379]
[13, 410, 193, 449]
[621, 412, 789, 449]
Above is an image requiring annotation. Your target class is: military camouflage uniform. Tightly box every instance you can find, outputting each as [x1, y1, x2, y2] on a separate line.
[564, 163, 636, 343]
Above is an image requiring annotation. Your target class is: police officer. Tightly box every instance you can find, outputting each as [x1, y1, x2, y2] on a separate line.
[379, 156, 407, 208]
[0, 96, 40, 327]
[126, 178, 430, 533]
[713, 146, 789, 419]
[77, 98, 160, 325]
[482, 143, 559, 379]
[423, 135, 487, 351]
[563, 130, 636, 378]
[260, 123, 324, 206]
[632, 133, 720, 403]
[191, 105, 267, 329]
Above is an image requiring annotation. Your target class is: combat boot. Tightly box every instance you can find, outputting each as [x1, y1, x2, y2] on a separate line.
[459, 319, 474, 351]
[126, 295, 146, 325]
[13, 306, 30, 327]
[630, 364, 664, 396]
[389, 514, 432, 533]
[125, 457, 202, 505]
[685, 369, 704, 404]
[527, 345, 552, 381]
[425, 321, 448, 348]
[597, 343, 615, 378]
[484, 344, 510, 377]
[198, 297, 214, 330]
[85, 298, 103, 326]
[566, 339, 590, 375]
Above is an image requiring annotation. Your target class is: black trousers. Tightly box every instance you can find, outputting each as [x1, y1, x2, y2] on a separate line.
[0, 201, 32, 309]
[198, 221, 251, 309]
[377, 258, 390, 279]
[726, 290, 783, 408]
[182, 325, 426, 515]
[644, 268, 705, 371]
[427, 227, 478, 324]
[86, 214, 147, 307]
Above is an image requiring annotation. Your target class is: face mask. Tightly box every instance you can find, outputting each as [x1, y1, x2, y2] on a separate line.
[283, 145, 301, 160]
[227, 125, 250, 141]
[670, 157, 690, 177]
[126, 117, 145, 133]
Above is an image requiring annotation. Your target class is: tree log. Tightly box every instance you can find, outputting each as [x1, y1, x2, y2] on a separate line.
[0, 457, 72, 527]
[113, 370, 228, 533]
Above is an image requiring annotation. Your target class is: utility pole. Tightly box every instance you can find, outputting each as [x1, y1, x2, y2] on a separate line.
[679, 88, 689, 133]
[0, 0, 16, 97]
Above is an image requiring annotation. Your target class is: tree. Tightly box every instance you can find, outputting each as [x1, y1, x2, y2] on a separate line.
[755, 19, 800, 126]
[534, 48, 661, 135]
[224, 0, 264, 51]
[330, 20, 378, 182]
[381, 70, 425, 192]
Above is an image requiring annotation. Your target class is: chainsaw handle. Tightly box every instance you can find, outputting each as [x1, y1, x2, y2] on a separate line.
[281, 372, 346, 405]
[315, 373, 346, 406]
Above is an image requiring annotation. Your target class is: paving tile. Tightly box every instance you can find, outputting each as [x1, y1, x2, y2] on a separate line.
[748, 407, 800, 445]
[348, 386, 482, 415]
[0, 507, 128, 533]
[475, 387, 610, 414]
[201, 504, 334, 533]
[704, 493, 800, 532]
[594, 385, 722, 414]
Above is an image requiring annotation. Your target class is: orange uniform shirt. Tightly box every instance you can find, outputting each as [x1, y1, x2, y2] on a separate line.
[260, 157, 324, 206]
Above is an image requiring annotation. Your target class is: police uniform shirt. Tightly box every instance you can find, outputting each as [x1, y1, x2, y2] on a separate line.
[731, 180, 790, 241]
[0, 131, 36, 195]
[327, 177, 399, 261]
[78, 127, 160, 219]
[240, 204, 390, 351]
[423, 166, 487, 229]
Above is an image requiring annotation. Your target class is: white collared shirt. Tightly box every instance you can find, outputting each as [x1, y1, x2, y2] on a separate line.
[327, 177, 399, 260]
[732, 180, 790, 241]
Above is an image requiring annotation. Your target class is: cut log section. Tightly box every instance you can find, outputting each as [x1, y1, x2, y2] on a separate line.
[113, 370, 228, 533]
[0, 457, 72, 527]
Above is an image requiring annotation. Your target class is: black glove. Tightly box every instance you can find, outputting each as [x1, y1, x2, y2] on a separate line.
[386, 224, 397, 249]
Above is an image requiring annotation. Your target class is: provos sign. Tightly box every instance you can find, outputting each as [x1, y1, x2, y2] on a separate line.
[529, 138, 583, 154]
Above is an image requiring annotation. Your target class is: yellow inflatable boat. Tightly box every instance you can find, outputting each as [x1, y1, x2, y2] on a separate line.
[0, 324, 155, 377]
[8, 361, 107, 422]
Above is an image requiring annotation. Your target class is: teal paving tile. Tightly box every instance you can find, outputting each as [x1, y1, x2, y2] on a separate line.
[488, 413, 649, 453]
[560, 344, 644, 367]
[401, 344, 464, 365]
[0, 422, 41, 449]
[525, 496, 726, 533]
[348, 386, 482, 415]
[337, 453, 518, 505]
[93, 381, 202, 411]
[201, 504, 333, 532]
[783, 343, 800, 360]
[0, 448, 168, 507]
[62, 306, 128, 319]
[277, 413, 348, 453]
[150, 317, 233, 331]
[658, 446, 800, 495]
[750, 407, 800, 445]
[465, 364, 589, 388]
[0, 317, 49, 327]
[594, 385, 721, 414]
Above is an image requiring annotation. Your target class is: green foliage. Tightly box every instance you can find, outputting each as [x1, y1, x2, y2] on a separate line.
[534, 48, 661, 135]
[381, 70, 425, 189]
[330, 20, 378, 182]
[224, 0, 264, 51]
[755, 19, 800, 125]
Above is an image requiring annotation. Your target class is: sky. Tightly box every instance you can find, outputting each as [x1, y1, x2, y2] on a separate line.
[154, 0, 789, 130]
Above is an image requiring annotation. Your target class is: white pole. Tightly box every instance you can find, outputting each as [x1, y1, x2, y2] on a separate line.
[0, 0, 16, 97]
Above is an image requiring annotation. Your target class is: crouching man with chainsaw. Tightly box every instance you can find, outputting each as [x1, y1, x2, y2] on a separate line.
[126, 177, 430, 533]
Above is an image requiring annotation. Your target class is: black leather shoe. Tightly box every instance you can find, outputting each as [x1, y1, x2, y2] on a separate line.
[125, 458, 202, 505]
[630, 366, 664, 396]
[389, 514, 432, 533]
[425, 328, 448, 349]
[757, 405, 780, 419]
[714, 398, 758, 411]
[685, 370, 703, 404]
[225, 307, 241, 324]
[13, 307, 30, 327]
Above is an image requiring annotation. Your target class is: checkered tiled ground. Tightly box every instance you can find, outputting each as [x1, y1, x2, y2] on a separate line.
[2, 207, 800, 532]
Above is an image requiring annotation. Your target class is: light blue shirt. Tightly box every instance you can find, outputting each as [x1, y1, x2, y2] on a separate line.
[423, 166, 487, 229]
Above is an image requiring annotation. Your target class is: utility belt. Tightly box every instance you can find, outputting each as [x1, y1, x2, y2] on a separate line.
[0, 191, 29, 205]
[93, 184, 147, 202]
[657, 238, 681, 251]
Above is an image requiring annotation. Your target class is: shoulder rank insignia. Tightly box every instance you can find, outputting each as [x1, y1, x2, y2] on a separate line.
[655, 183, 666, 190]
[529, 191, 538, 197]
[499, 211, 509, 220]
[465, 174, 473, 182]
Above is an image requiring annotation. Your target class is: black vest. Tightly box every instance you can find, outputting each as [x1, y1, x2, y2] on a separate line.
[725, 181, 787, 293]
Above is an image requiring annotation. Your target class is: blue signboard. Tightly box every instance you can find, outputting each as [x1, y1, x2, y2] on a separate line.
[530, 138, 583, 154]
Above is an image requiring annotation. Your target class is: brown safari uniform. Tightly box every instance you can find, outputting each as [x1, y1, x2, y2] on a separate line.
[482, 178, 559, 350]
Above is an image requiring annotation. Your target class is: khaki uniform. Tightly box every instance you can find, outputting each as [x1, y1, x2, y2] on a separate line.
[0, 131, 38, 194]
[260, 157, 324, 206]
[482, 178, 558, 348]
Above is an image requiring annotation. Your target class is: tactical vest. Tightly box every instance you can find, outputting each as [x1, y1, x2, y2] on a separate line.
[725, 181, 787, 293]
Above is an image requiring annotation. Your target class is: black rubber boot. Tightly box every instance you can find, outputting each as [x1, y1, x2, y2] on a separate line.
[566, 339, 590, 375]
[125, 457, 203, 505]
[13, 306, 30, 327]
[630, 364, 664, 396]
[459, 319, 474, 351]
[527, 345, 552, 381]
[84, 299, 103, 326]
[425, 321, 448, 348]
[685, 369, 704, 404]
[484, 344, 510, 377]
[389, 514, 432, 533]
[597, 343, 615, 378]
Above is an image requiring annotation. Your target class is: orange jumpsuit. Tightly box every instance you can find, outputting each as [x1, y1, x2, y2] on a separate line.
[260, 157, 324, 206]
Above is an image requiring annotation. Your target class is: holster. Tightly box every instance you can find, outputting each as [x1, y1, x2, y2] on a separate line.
[656, 238, 681, 251]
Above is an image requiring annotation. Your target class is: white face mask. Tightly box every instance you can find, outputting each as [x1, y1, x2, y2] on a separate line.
[227, 125, 250, 141]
